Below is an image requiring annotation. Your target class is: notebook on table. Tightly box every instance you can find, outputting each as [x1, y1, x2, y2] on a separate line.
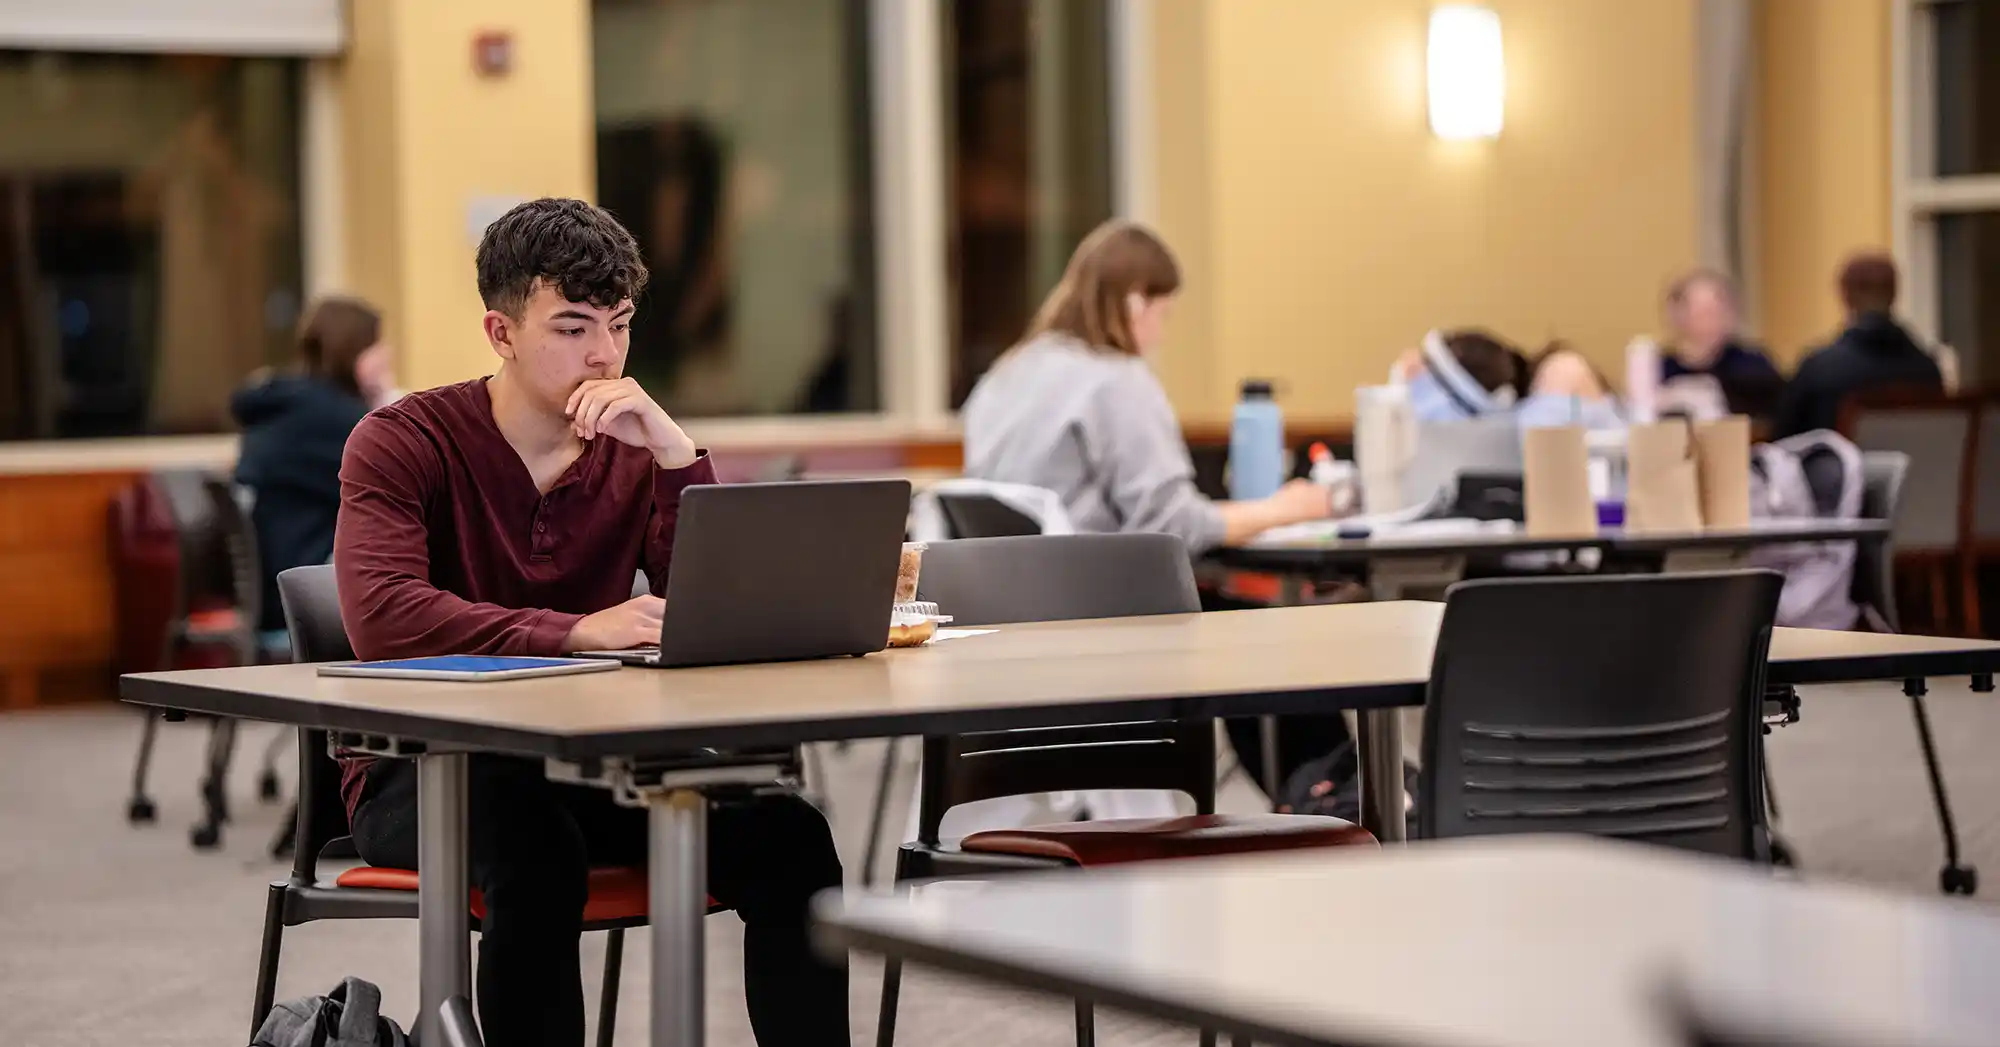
[317, 656, 621, 682]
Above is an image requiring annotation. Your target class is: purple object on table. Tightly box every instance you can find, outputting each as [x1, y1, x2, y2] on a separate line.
[1596, 501, 1625, 527]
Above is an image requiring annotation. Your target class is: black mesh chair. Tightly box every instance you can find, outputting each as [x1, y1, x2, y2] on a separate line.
[934, 493, 1041, 539]
[126, 471, 288, 849]
[875, 534, 1375, 1047]
[253, 565, 657, 1046]
[1418, 571, 1783, 860]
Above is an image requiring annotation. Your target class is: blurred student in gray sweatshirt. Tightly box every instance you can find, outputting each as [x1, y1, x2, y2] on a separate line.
[962, 220, 1332, 551]
[961, 219, 1344, 798]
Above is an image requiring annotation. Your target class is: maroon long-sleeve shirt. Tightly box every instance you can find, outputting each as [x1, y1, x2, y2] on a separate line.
[331, 377, 716, 820]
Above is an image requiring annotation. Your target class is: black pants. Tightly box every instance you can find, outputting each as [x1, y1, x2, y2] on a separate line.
[351, 756, 849, 1047]
[1199, 588, 1356, 798]
[1223, 714, 1354, 802]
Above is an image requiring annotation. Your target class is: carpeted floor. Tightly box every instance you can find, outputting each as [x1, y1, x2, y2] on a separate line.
[3, 680, 1997, 1047]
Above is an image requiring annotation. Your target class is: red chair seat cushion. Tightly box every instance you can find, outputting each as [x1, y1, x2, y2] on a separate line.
[958, 813, 1376, 866]
[335, 865, 716, 923]
[185, 606, 244, 633]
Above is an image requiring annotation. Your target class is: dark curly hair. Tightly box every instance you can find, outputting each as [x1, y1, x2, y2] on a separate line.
[475, 197, 650, 319]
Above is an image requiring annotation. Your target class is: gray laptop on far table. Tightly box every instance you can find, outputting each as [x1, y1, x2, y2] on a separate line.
[584, 478, 910, 668]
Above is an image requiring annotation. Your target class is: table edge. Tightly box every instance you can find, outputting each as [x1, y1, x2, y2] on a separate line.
[1766, 648, 1999, 686]
[1222, 522, 1890, 564]
[119, 673, 1427, 760]
[814, 912, 1349, 1047]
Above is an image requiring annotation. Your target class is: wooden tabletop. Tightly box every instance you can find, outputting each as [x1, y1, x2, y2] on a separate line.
[120, 602, 2000, 760]
[816, 837, 2000, 1047]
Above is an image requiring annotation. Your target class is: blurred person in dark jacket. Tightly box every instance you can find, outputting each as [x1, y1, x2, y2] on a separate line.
[1773, 253, 1942, 439]
[1659, 269, 1785, 421]
[232, 296, 394, 637]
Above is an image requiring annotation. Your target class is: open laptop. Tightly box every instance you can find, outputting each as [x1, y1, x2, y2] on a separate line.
[582, 478, 910, 668]
[1399, 416, 1525, 508]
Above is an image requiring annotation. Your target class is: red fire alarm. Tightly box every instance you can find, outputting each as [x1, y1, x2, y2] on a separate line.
[472, 31, 512, 78]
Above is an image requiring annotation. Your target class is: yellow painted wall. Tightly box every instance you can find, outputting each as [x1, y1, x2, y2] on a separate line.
[1157, 0, 1703, 422]
[337, 0, 403, 359]
[337, 0, 596, 393]
[327, 0, 1894, 423]
[1755, 0, 1892, 364]
[1149, 0, 1220, 417]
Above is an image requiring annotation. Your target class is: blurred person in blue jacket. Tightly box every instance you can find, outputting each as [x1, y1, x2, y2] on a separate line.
[1399, 328, 1624, 430]
[232, 296, 395, 639]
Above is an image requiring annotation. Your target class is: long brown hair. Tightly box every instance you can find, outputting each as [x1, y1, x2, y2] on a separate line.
[1023, 220, 1181, 355]
[296, 297, 381, 399]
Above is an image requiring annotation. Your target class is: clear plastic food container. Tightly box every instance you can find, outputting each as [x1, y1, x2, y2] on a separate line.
[895, 541, 927, 602]
[888, 600, 953, 648]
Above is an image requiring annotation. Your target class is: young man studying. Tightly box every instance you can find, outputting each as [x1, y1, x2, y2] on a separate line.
[332, 198, 848, 1047]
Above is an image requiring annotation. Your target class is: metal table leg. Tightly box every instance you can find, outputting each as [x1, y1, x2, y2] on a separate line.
[1257, 716, 1281, 802]
[418, 752, 471, 1047]
[649, 788, 709, 1047]
[1354, 557, 1451, 840]
[1355, 708, 1406, 843]
[860, 738, 900, 888]
[439, 995, 482, 1047]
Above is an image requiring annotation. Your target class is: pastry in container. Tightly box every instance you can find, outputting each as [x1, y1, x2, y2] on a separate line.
[887, 600, 952, 647]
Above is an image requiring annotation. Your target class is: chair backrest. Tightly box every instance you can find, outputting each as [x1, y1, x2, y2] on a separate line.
[934, 493, 1042, 539]
[1853, 451, 1908, 630]
[204, 476, 264, 648]
[152, 469, 230, 611]
[911, 534, 1207, 843]
[276, 564, 354, 883]
[149, 469, 262, 663]
[1419, 571, 1783, 860]
[1976, 399, 2000, 548]
[915, 533, 1200, 627]
[277, 565, 354, 662]
[1840, 391, 1976, 553]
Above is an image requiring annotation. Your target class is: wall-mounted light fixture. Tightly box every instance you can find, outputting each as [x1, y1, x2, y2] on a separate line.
[1428, 4, 1504, 140]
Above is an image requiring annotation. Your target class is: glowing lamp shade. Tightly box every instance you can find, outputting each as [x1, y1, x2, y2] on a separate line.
[1427, 5, 1504, 140]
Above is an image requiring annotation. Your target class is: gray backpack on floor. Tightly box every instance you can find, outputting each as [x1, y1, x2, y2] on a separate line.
[252, 977, 408, 1047]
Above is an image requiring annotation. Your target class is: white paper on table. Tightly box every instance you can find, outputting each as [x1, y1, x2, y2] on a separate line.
[1249, 487, 1457, 545]
[1378, 517, 1516, 539]
[930, 628, 998, 642]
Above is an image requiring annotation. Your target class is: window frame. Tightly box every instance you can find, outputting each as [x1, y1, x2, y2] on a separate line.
[696, 0, 1142, 443]
[0, 0, 1144, 462]
[1893, 0, 2000, 370]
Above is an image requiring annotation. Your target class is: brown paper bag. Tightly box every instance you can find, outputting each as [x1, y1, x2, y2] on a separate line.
[1694, 415, 1752, 529]
[1523, 426, 1597, 537]
[1625, 422, 1704, 533]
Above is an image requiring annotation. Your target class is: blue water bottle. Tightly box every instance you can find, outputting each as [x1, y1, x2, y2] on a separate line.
[1228, 379, 1285, 501]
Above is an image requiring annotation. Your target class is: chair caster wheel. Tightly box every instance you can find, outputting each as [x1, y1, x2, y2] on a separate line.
[190, 824, 222, 850]
[258, 770, 281, 803]
[1769, 838, 1796, 869]
[127, 798, 157, 824]
[1941, 865, 1978, 896]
